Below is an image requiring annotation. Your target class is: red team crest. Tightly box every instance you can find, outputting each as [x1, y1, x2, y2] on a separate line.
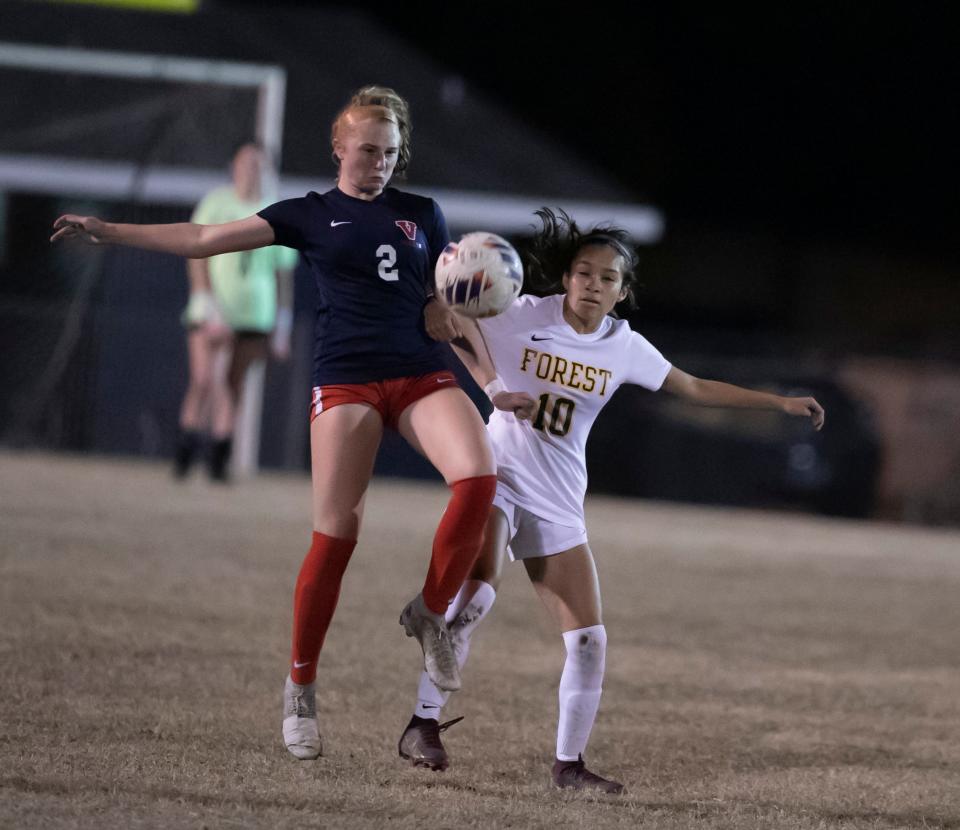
[395, 220, 418, 241]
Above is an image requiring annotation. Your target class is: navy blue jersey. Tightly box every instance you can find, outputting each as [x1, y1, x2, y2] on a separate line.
[258, 187, 450, 385]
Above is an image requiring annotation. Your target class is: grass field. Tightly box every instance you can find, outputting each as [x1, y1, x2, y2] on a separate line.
[2, 450, 959, 829]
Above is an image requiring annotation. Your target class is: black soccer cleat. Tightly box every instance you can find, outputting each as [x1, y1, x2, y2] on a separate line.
[172, 429, 202, 479]
[398, 714, 464, 771]
[207, 436, 232, 483]
[551, 755, 625, 794]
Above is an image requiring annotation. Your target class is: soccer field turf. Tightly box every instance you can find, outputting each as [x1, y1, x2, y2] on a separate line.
[2, 451, 958, 829]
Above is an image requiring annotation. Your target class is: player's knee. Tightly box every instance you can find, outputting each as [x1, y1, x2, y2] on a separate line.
[313, 506, 363, 540]
[189, 371, 213, 396]
[446, 452, 496, 483]
[565, 624, 607, 671]
[443, 426, 496, 481]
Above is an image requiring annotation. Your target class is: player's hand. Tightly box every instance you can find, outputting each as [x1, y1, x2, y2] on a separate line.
[782, 396, 825, 430]
[50, 215, 107, 244]
[492, 391, 537, 420]
[424, 298, 462, 341]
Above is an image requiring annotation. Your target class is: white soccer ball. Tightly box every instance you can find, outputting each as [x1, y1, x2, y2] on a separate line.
[434, 231, 523, 318]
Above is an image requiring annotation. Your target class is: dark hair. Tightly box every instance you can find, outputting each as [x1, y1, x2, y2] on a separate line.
[524, 207, 639, 311]
[331, 85, 412, 177]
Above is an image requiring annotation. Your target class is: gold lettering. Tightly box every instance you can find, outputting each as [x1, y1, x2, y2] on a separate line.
[568, 362, 583, 389]
[519, 348, 611, 396]
[581, 366, 596, 393]
[520, 347, 536, 373]
[535, 353, 552, 379]
[598, 368, 612, 396]
[550, 357, 568, 385]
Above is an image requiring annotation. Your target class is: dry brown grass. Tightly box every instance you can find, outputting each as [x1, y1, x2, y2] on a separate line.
[1, 450, 959, 829]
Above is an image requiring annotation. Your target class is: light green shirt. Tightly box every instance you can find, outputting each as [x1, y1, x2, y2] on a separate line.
[191, 186, 298, 332]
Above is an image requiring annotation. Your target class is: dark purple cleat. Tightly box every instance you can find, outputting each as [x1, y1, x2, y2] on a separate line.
[552, 755, 625, 794]
[398, 714, 464, 771]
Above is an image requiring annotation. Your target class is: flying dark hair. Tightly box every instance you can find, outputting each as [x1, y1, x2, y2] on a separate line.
[524, 207, 639, 311]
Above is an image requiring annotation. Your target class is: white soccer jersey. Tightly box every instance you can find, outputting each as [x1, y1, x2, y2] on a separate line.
[478, 294, 672, 525]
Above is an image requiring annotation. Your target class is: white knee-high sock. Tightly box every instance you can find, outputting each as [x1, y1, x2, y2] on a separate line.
[556, 624, 607, 761]
[414, 580, 496, 719]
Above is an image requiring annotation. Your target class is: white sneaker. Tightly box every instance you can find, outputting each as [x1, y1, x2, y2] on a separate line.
[282, 675, 322, 760]
[399, 593, 461, 692]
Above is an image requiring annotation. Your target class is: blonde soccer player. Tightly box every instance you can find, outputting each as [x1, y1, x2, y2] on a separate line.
[52, 86, 534, 763]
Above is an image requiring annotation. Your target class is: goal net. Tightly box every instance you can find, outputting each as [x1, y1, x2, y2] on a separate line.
[0, 42, 286, 474]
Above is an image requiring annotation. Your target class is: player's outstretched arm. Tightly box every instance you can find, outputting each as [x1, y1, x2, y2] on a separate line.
[448, 316, 536, 420]
[448, 315, 496, 386]
[662, 366, 825, 430]
[50, 214, 275, 259]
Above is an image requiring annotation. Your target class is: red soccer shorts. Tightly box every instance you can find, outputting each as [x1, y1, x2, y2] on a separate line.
[310, 370, 460, 429]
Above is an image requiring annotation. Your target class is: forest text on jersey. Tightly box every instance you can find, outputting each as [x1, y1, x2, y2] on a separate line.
[519, 347, 613, 396]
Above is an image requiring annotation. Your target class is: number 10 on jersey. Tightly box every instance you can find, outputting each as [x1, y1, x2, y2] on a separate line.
[531, 393, 575, 437]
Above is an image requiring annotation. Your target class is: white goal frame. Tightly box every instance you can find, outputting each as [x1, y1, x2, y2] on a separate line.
[0, 41, 287, 477]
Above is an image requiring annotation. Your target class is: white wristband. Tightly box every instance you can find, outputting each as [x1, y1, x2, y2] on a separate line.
[484, 377, 506, 401]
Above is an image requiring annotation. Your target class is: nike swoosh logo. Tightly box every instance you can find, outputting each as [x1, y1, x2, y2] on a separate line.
[293, 660, 312, 668]
[436, 378, 453, 383]
[531, 335, 553, 341]
[330, 220, 351, 227]
[421, 704, 439, 709]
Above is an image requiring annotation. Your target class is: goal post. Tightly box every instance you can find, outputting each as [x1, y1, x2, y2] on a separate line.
[0, 41, 287, 476]
[0, 41, 286, 174]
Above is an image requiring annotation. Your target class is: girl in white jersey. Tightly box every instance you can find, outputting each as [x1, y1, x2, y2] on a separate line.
[399, 208, 825, 792]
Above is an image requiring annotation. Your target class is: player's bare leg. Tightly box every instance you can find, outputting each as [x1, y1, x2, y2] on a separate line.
[397, 387, 496, 692]
[524, 544, 601, 631]
[179, 327, 216, 430]
[206, 339, 235, 481]
[525, 545, 624, 794]
[174, 327, 215, 478]
[283, 403, 382, 760]
[207, 334, 269, 481]
[308, 403, 382, 539]
[398, 386, 495, 484]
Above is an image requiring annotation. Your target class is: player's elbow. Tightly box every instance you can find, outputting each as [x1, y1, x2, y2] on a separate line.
[191, 225, 230, 258]
[667, 371, 705, 403]
[687, 377, 713, 403]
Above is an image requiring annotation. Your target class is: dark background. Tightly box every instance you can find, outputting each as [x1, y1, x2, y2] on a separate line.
[325, 3, 960, 362]
[1, 1, 957, 522]
[352, 4, 958, 255]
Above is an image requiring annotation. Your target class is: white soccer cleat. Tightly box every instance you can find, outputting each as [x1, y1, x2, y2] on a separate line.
[399, 593, 461, 692]
[282, 675, 322, 760]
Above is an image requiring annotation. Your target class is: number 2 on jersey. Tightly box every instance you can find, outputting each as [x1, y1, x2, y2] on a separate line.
[532, 393, 575, 437]
[377, 244, 399, 281]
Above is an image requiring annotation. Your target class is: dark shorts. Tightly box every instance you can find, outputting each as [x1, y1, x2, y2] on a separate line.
[185, 326, 269, 343]
[309, 370, 460, 430]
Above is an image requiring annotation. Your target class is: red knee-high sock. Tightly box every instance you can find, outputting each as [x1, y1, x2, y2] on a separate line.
[422, 474, 497, 614]
[290, 531, 356, 685]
